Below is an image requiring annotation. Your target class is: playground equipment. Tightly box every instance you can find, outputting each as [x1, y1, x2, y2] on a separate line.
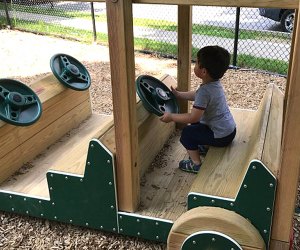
[0, 0, 300, 249]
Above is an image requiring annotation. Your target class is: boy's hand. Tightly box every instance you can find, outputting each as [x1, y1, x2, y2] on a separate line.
[171, 86, 180, 98]
[160, 112, 173, 123]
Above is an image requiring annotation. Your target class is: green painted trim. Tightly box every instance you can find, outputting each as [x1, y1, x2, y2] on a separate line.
[118, 212, 173, 243]
[182, 231, 242, 250]
[188, 160, 276, 248]
[0, 139, 118, 233]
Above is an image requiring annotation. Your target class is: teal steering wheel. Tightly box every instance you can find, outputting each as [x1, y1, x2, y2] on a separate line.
[136, 75, 179, 116]
[0, 79, 42, 126]
[50, 53, 91, 91]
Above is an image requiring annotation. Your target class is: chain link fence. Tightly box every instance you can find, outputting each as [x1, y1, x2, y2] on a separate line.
[0, 1, 293, 75]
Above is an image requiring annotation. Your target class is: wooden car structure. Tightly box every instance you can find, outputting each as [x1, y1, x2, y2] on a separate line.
[1, 0, 300, 249]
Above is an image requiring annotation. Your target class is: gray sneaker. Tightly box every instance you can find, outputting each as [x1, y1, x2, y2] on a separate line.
[179, 159, 201, 174]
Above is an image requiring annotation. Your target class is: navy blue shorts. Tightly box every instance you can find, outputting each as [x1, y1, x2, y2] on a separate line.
[180, 123, 236, 150]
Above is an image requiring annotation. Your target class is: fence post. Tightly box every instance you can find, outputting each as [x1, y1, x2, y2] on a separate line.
[3, 0, 11, 27]
[232, 7, 240, 66]
[90, 2, 97, 43]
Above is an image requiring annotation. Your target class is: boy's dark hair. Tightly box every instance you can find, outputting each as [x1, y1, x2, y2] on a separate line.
[197, 46, 230, 80]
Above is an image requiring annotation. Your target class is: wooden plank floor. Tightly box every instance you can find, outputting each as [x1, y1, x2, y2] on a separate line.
[0, 114, 113, 199]
[137, 130, 198, 222]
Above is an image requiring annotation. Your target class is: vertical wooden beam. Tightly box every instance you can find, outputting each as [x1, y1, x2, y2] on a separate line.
[177, 5, 192, 114]
[271, 4, 300, 243]
[106, 0, 139, 212]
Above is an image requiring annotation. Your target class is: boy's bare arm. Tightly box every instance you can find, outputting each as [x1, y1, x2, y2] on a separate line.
[160, 108, 204, 124]
[171, 86, 196, 101]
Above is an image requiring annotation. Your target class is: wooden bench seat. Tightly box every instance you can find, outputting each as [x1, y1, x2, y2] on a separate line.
[190, 83, 283, 199]
[0, 114, 113, 198]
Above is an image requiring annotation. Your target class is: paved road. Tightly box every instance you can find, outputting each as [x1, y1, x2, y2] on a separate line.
[55, 2, 283, 32]
[0, 2, 291, 61]
[131, 4, 281, 31]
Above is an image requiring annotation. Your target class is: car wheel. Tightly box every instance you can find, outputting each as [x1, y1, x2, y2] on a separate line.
[281, 9, 294, 33]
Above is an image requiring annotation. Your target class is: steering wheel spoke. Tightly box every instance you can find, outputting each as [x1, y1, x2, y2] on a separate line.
[0, 85, 11, 99]
[59, 55, 71, 68]
[60, 70, 73, 83]
[140, 81, 155, 94]
[158, 104, 167, 113]
[23, 94, 38, 106]
[76, 73, 90, 83]
[5, 103, 20, 121]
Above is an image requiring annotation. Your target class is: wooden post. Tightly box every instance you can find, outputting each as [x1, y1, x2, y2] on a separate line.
[271, 4, 300, 243]
[106, 0, 139, 212]
[177, 5, 192, 114]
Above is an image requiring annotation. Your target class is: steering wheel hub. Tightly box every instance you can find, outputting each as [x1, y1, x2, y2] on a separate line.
[7, 92, 25, 106]
[66, 64, 80, 76]
[156, 88, 169, 100]
[12, 93, 22, 102]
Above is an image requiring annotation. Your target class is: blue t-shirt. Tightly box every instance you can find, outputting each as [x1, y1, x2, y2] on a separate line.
[193, 80, 236, 138]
